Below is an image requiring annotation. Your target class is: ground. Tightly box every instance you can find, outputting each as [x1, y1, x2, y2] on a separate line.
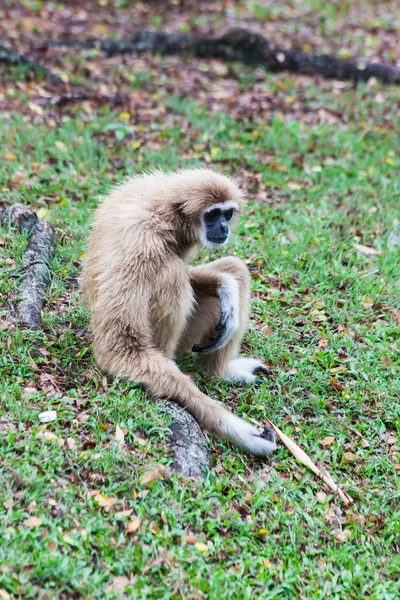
[0, 1, 399, 599]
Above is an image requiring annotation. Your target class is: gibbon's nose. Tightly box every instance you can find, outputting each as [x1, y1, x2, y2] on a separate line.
[219, 222, 229, 237]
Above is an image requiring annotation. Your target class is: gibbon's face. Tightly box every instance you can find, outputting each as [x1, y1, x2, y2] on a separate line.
[200, 201, 239, 250]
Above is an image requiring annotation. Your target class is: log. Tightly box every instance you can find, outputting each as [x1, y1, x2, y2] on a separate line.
[41, 27, 400, 85]
[0, 205, 56, 330]
[163, 400, 211, 478]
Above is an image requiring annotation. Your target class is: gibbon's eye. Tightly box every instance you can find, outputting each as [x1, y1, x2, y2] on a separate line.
[223, 208, 234, 221]
[204, 208, 222, 224]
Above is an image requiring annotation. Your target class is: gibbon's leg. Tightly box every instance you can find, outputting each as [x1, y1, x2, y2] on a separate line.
[178, 257, 270, 383]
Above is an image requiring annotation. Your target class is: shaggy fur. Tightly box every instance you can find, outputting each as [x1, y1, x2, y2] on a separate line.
[81, 169, 275, 456]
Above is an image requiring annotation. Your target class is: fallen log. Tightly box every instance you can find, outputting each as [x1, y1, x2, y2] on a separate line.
[0, 204, 56, 330]
[41, 27, 400, 85]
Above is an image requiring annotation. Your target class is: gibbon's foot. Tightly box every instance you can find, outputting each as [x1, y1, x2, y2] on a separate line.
[222, 413, 276, 455]
[226, 357, 271, 384]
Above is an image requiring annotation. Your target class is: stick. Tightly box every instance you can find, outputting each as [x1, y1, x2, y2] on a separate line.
[265, 419, 353, 506]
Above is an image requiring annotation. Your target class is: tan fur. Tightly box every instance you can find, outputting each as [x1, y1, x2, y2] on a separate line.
[81, 169, 275, 456]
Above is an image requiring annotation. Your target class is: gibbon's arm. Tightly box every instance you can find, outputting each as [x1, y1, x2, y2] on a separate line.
[190, 268, 240, 353]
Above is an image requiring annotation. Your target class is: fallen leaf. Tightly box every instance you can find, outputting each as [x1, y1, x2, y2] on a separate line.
[0, 589, 11, 600]
[342, 452, 358, 465]
[195, 542, 208, 552]
[4, 499, 14, 509]
[287, 182, 301, 190]
[354, 243, 382, 256]
[55, 140, 68, 153]
[320, 436, 335, 446]
[105, 576, 131, 595]
[334, 529, 351, 542]
[4, 153, 17, 162]
[262, 559, 272, 568]
[361, 439, 370, 449]
[257, 528, 268, 536]
[141, 465, 169, 487]
[380, 355, 392, 366]
[363, 297, 373, 309]
[313, 300, 325, 310]
[387, 435, 397, 445]
[186, 533, 196, 545]
[316, 491, 328, 503]
[47, 541, 57, 552]
[115, 424, 125, 447]
[126, 517, 141, 533]
[330, 378, 345, 392]
[94, 494, 115, 511]
[23, 517, 43, 528]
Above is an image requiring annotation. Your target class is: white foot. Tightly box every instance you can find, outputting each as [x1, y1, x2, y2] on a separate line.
[221, 413, 276, 456]
[226, 357, 270, 384]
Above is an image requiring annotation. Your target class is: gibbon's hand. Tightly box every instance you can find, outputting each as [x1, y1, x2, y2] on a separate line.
[192, 275, 239, 354]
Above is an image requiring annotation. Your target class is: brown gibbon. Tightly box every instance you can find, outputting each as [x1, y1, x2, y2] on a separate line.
[81, 169, 276, 456]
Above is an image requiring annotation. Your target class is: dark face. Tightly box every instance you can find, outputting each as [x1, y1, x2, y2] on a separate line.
[203, 206, 235, 245]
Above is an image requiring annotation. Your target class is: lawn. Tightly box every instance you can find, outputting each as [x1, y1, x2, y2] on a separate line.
[0, 1, 399, 599]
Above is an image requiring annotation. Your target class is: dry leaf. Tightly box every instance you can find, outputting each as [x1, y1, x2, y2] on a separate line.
[387, 435, 397, 445]
[105, 576, 131, 595]
[115, 424, 125, 447]
[342, 452, 358, 465]
[316, 491, 328, 503]
[195, 542, 208, 552]
[354, 243, 381, 256]
[94, 494, 115, 511]
[0, 590, 11, 600]
[334, 529, 351, 542]
[126, 517, 141, 533]
[361, 439, 370, 449]
[23, 517, 43, 527]
[4, 499, 14, 509]
[265, 419, 352, 506]
[363, 297, 373, 309]
[141, 465, 169, 487]
[186, 533, 196, 545]
[320, 436, 335, 446]
[4, 152, 17, 162]
[55, 140, 68, 153]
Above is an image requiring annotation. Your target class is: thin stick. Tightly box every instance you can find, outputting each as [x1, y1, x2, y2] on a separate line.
[265, 419, 353, 506]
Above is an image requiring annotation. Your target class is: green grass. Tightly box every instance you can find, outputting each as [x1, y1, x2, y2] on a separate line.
[1, 75, 400, 599]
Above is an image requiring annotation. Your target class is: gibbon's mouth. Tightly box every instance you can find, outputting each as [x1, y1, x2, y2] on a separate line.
[207, 236, 228, 244]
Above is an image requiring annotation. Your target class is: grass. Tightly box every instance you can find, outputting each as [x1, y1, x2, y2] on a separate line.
[1, 61, 400, 600]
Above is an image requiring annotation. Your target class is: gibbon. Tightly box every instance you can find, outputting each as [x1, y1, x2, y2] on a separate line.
[81, 169, 276, 456]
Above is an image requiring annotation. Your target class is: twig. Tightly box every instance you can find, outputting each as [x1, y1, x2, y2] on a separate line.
[265, 419, 353, 506]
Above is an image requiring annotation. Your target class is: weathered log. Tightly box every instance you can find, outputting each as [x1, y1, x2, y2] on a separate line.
[163, 400, 211, 478]
[0, 205, 56, 330]
[41, 27, 400, 85]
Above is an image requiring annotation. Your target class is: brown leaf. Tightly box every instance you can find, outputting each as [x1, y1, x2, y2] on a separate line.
[330, 378, 345, 392]
[94, 494, 116, 511]
[387, 435, 397, 445]
[23, 517, 43, 528]
[342, 452, 358, 465]
[334, 529, 351, 542]
[316, 491, 328, 503]
[4, 152, 17, 162]
[363, 297, 373, 309]
[126, 517, 141, 533]
[380, 355, 392, 366]
[320, 436, 335, 446]
[354, 243, 381, 256]
[141, 465, 169, 487]
[105, 576, 131, 595]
